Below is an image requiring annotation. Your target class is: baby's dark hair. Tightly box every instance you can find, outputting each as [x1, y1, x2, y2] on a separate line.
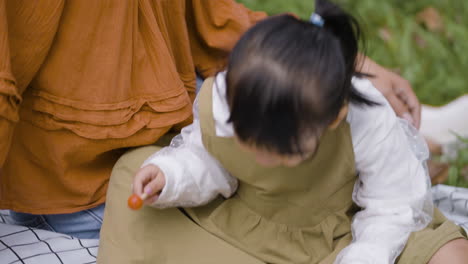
[226, 0, 377, 155]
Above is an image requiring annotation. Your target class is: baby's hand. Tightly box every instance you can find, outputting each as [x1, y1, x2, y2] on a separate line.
[132, 164, 166, 205]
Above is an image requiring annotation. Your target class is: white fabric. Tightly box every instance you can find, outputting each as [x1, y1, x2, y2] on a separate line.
[420, 95, 468, 146]
[143, 72, 433, 264]
[420, 94, 468, 160]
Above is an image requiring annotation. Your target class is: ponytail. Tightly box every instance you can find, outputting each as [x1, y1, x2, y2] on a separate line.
[315, 0, 378, 106]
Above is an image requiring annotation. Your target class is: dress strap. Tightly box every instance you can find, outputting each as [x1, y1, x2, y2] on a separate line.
[198, 77, 217, 144]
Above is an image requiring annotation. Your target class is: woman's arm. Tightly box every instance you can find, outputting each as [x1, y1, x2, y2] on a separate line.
[357, 54, 421, 129]
[186, 0, 267, 79]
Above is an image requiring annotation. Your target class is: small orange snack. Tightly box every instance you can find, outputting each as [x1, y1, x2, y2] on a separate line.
[128, 193, 145, 210]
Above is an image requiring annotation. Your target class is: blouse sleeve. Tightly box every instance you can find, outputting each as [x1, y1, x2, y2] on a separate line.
[0, 0, 63, 166]
[335, 78, 433, 264]
[0, 0, 19, 166]
[186, 0, 267, 78]
[141, 91, 238, 209]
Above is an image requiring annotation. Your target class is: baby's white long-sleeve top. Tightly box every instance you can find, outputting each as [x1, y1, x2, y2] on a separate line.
[142, 72, 433, 264]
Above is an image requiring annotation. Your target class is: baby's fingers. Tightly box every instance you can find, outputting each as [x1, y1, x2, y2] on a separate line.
[143, 171, 166, 205]
[132, 165, 161, 197]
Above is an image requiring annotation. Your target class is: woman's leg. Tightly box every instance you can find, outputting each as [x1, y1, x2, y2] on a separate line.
[42, 204, 105, 239]
[6, 204, 105, 239]
[428, 238, 468, 264]
[6, 211, 54, 231]
[97, 145, 263, 264]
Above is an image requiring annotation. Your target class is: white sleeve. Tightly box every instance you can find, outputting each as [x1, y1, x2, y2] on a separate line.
[141, 96, 238, 209]
[335, 78, 433, 264]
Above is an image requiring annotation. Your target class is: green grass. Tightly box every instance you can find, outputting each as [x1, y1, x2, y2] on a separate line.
[237, 0, 468, 106]
[443, 136, 468, 188]
[237, 0, 468, 187]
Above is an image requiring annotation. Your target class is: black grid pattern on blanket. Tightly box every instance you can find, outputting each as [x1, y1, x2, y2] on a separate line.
[0, 212, 98, 264]
[432, 184, 468, 232]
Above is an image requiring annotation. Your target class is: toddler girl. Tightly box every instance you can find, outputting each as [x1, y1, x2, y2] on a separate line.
[131, 0, 467, 263]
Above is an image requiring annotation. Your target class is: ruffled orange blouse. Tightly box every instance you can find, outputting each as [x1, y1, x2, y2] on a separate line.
[0, 0, 265, 214]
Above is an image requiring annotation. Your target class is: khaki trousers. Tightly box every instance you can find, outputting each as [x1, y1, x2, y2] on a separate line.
[97, 145, 263, 264]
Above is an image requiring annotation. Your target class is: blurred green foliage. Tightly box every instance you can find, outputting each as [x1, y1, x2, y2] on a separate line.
[237, 0, 468, 106]
[445, 136, 468, 187]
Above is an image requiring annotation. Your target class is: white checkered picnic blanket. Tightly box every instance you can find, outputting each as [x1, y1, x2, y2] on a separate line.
[0, 213, 98, 264]
[0, 184, 467, 263]
[432, 184, 468, 231]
